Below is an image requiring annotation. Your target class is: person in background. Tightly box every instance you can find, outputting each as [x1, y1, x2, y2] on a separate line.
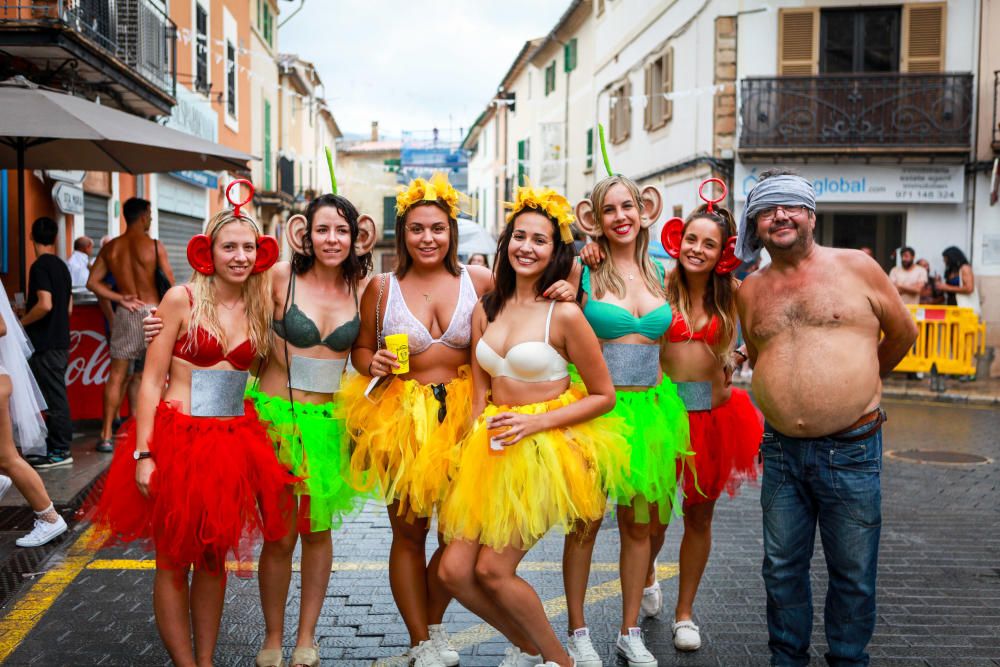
[20, 217, 74, 469]
[67, 236, 94, 288]
[87, 198, 175, 453]
[917, 259, 944, 305]
[0, 279, 68, 547]
[888, 246, 927, 307]
[467, 253, 489, 268]
[937, 247, 979, 312]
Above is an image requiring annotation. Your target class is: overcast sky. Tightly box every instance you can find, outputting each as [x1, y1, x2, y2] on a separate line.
[278, 0, 568, 138]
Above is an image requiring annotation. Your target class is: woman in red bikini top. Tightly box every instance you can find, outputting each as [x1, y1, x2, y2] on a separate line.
[94, 196, 290, 667]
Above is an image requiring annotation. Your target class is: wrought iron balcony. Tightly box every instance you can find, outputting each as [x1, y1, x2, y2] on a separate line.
[739, 73, 973, 157]
[0, 0, 176, 116]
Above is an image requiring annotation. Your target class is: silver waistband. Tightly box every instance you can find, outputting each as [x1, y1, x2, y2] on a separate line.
[288, 355, 346, 393]
[603, 343, 660, 387]
[191, 369, 249, 417]
[676, 381, 712, 411]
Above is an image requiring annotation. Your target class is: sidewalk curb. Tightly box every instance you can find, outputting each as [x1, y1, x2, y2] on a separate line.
[882, 387, 1000, 405]
[0, 466, 108, 612]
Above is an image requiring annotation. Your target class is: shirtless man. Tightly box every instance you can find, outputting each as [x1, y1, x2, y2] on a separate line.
[86, 198, 174, 453]
[735, 170, 916, 667]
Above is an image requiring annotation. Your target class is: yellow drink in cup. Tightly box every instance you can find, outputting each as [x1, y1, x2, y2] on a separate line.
[384, 333, 410, 375]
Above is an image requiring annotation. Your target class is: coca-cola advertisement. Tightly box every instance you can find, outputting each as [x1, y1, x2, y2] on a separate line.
[67, 304, 128, 420]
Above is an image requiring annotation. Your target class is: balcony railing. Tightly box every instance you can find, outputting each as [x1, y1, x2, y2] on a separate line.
[739, 73, 973, 154]
[0, 0, 176, 98]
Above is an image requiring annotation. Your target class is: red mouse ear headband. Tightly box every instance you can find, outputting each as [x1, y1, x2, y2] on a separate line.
[660, 178, 741, 275]
[187, 179, 280, 276]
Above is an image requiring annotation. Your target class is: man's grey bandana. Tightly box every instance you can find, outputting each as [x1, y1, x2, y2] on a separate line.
[737, 175, 816, 262]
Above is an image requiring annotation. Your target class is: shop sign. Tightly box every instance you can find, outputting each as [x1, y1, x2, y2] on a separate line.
[45, 170, 86, 184]
[52, 181, 85, 215]
[735, 164, 964, 204]
[169, 170, 219, 189]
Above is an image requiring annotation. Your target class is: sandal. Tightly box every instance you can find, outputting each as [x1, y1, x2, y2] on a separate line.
[290, 645, 319, 667]
[255, 647, 286, 667]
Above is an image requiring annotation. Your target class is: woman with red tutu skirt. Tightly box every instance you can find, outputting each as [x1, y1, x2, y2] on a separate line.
[93, 185, 291, 667]
[654, 182, 763, 652]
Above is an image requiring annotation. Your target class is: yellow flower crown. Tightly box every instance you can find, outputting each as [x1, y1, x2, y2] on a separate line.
[505, 183, 576, 244]
[395, 172, 462, 220]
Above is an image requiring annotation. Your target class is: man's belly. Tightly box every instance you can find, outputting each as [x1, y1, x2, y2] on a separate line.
[752, 331, 882, 437]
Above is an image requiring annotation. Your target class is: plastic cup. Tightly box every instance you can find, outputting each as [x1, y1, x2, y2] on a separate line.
[384, 333, 410, 375]
[487, 425, 510, 455]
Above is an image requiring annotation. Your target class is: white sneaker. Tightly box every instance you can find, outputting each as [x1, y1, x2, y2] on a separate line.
[16, 514, 68, 548]
[615, 628, 657, 666]
[428, 624, 460, 666]
[533, 662, 575, 667]
[410, 639, 447, 667]
[566, 627, 602, 667]
[640, 581, 663, 618]
[498, 646, 542, 667]
[0, 475, 11, 501]
[671, 620, 701, 651]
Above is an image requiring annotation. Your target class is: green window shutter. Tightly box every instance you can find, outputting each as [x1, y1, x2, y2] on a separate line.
[564, 38, 577, 73]
[257, 0, 261, 32]
[264, 100, 272, 191]
[585, 127, 593, 170]
[517, 139, 526, 186]
[383, 196, 396, 239]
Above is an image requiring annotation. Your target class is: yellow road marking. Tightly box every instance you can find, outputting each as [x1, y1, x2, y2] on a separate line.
[0, 527, 96, 663]
[5, 550, 679, 664]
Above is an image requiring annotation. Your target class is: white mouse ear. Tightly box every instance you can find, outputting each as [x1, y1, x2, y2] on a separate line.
[639, 186, 663, 229]
[574, 199, 601, 237]
[285, 214, 309, 255]
[355, 215, 377, 256]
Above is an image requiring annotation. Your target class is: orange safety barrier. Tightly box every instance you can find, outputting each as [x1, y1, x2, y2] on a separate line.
[894, 305, 986, 376]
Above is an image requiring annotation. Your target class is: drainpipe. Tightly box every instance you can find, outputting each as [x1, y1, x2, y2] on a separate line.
[1, 170, 7, 274]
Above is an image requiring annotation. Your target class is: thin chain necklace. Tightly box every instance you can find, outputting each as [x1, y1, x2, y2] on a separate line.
[218, 297, 241, 311]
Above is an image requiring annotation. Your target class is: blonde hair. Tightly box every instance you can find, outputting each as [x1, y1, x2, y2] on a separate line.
[665, 204, 739, 365]
[184, 210, 273, 360]
[587, 175, 663, 300]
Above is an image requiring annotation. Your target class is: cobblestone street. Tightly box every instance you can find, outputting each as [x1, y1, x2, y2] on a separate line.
[1, 397, 998, 666]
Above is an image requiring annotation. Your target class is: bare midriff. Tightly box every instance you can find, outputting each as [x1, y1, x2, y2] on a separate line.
[746, 280, 882, 437]
[395, 343, 470, 386]
[603, 331, 662, 393]
[257, 332, 349, 405]
[161, 356, 245, 416]
[489, 376, 571, 407]
[660, 340, 730, 408]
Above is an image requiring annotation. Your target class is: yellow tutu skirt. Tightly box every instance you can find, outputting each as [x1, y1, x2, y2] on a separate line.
[339, 367, 473, 519]
[439, 388, 630, 551]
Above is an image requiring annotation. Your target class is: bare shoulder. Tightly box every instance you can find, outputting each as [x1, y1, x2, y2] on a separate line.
[357, 274, 373, 296]
[552, 300, 585, 326]
[158, 285, 190, 314]
[465, 264, 493, 293]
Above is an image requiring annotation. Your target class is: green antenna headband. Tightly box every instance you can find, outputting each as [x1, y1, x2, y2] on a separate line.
[598, 123, 613, 177]
[325, 146, 338, 195]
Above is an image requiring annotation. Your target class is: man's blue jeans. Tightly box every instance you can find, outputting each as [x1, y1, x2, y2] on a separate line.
[760, 420, 882, 667]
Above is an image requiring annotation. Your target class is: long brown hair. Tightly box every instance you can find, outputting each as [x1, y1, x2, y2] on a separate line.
[185, 210, 273, 359]
[393, 201, 461, 278]
[482, 210, 576, 322]
[587, 176, 663, 300]
[666, 203, 739, 364]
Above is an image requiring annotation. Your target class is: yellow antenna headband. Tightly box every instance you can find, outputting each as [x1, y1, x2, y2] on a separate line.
[505, 182, 575, 244]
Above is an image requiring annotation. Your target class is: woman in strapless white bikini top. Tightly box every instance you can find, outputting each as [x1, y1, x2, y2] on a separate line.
[435, 184, 628, 667]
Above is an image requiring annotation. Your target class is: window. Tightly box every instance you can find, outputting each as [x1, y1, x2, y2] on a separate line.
[644, 47, 673, 131]
[517, 138, 530, 185]
[382, 196, 397, 239]
[194, 3, 208, 94]
[260, 0, 273, 47]
[585, 127, 593, 171]
[545, 61, 556, 96]
[263, 100, 272, 190]
[564, 38, 577, 73]
[609, 80, 631, 144]
[820, 8, 900, 73]
[226, 41, 237, 117]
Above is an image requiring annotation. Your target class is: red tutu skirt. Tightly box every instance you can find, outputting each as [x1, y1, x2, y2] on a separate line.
[92, 400, 295, 577]
[682, 388, 763, 505]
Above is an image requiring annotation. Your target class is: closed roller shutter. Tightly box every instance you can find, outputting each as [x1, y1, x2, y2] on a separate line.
[157, 210, 202, 279]
[83, 194, 109, 244]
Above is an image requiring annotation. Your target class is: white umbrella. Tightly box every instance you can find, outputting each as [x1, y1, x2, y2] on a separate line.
[457, 218, 497, 255]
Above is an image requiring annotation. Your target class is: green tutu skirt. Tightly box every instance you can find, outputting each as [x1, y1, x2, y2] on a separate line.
[247, 386, 363, 532]
[570, 366, 692, 523]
